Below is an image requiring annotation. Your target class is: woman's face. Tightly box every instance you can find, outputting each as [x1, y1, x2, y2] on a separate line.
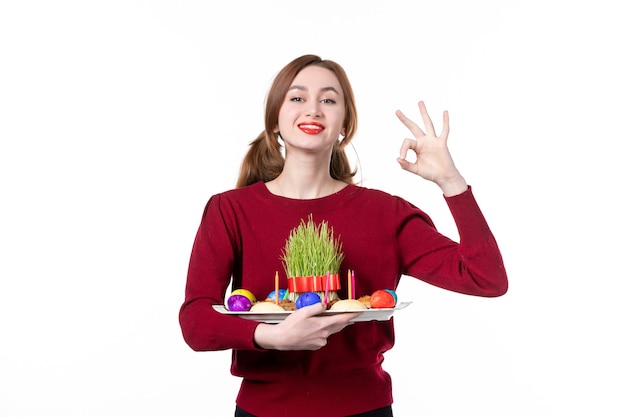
[275, 65, 346, 155]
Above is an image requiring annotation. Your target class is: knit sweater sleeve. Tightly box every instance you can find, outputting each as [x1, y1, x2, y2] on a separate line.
[398, 186, 508, 297]
[179, 194, 261, 351]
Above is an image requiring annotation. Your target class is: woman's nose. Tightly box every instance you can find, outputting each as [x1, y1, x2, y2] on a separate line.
[306, 104, 321, 117]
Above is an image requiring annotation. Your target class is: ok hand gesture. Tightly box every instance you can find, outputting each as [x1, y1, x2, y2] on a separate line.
[396, 101, 468, 196]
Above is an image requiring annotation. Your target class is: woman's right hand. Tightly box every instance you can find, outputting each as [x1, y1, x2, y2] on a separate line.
[253, 303, 361, 350]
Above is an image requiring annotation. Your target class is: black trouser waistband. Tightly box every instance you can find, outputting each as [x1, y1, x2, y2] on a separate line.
[235, 405, 393, 417]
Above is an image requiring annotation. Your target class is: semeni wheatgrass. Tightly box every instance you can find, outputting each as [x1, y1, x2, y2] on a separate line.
[281, 214, 344, 278]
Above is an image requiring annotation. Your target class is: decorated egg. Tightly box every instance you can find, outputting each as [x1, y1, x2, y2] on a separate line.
[370, 289, 396, 308]
[227, 294, 252, 311]
[295, 292, 322, 309]
[267, 289, 289, 301]
[231, 289, 256, 303]
[384, 289, 398, 304]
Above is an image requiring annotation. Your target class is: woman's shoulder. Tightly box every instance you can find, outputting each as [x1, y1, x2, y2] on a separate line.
[197, 183, 267, 216]
[209, 181, 267, 201]
[348, 183, 410, 204]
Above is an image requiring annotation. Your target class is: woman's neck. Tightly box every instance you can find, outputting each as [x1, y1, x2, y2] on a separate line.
[269, 159, 344, 199]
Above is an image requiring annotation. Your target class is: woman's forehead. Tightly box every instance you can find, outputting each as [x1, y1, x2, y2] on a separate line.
[290, 66, 342, 91]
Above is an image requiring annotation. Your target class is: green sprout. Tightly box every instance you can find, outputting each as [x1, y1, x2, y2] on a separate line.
[280, 214, 344, 278]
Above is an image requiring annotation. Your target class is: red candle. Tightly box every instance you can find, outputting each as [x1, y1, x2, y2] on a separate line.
[324, 271, 330, 304]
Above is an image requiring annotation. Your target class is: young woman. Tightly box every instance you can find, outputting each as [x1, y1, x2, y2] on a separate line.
[179, 54, 508, 417]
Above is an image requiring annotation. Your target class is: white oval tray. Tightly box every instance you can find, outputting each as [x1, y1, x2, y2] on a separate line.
[213, 301, 411, 324]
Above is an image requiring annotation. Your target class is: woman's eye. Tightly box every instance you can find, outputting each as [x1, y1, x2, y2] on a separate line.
[321, 98, 336, 104]
[290, 97, 304, 102]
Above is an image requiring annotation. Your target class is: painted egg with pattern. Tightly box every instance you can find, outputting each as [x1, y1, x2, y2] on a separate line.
[295, 292, 322, 309]
[227, 294, 253, 311]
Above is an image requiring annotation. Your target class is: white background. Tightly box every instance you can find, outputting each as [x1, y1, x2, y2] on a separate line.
[1, 1, 624, 416]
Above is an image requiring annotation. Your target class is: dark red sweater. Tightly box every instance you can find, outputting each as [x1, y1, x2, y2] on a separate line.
[180, 182, 507, 417]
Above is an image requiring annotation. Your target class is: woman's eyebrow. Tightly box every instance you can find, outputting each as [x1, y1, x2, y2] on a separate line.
[288, 85, 341, 95]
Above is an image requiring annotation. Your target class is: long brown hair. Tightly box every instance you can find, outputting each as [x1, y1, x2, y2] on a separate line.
[235, 55, 358, 188]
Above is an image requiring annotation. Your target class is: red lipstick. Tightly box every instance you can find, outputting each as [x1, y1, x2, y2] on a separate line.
[298, 121, 325, 134]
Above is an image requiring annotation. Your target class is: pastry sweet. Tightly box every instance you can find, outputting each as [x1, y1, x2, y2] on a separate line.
[329, 299, 368, 311]
[250, 301, 286, 312]
[278, 301, 297, 311]
[357, 295, 371, 308]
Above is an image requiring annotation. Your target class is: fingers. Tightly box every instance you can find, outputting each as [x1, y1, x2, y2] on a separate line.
[397, 137, 419, 174]
[325, 311, 362, 326]
[396, 157, 412, 172]
[296, 302, 327, 317]
[277, 305, 360, 351]
[398, 137, 415, 160]
[397, 101, 449, 139]
[313, 312, 361, 344]
[285, 302, 357, 332]
[285, 302, 326, 324]
[418, 101, 436, 136]
[440, 110, 450, 140]
[296, 304, 360, 328]
[294, 304, 361, 328]
[395, 109, 425, 137]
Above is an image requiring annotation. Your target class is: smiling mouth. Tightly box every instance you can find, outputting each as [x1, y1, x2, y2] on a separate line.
[298, 123, 325, 134]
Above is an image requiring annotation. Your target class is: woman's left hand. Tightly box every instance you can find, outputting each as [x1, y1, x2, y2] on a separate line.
[396, 101, 468, 196]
